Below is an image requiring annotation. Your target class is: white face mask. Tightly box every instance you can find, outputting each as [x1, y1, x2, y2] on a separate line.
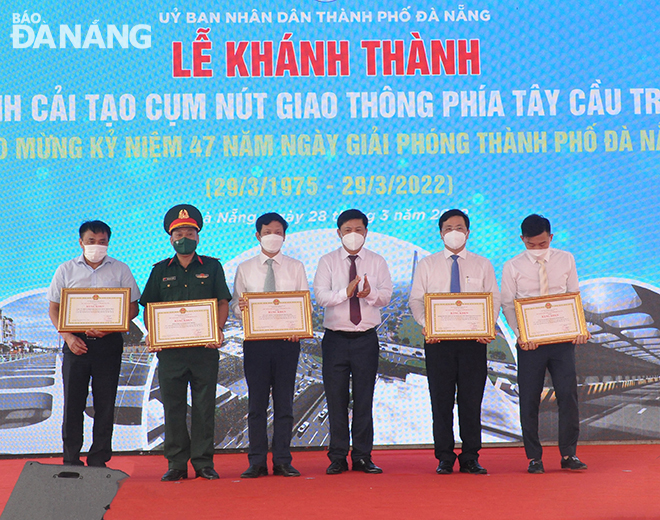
[83, 244, 108, 263]
[341, 232, 365, 252]
[260, 234, 284, 254]
[443, 230, 467, 250]
[526, 248, 548, 261]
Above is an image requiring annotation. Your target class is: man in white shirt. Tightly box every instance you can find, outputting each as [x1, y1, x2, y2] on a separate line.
[232, 212, 308, 478]
[501, 214, 589, 474]
[409, 209, 500, 475]
[313, 209, 393, 474]
[48, 220, 140, 468]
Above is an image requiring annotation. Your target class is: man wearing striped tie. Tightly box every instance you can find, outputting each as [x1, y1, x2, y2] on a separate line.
[232, 212, 308, 479]
[501, 214, 589, 474]
[409, 209, 500, 475]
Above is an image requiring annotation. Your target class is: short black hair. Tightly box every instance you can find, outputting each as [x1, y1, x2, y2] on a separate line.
[255, 212, 288, 233]
[337, 209, 368, 229]
[438, 209, 470, 231]
[521, 214, 551, 237]
[79, 220, 111, 240]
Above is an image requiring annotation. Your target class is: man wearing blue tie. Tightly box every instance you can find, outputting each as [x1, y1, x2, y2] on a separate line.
[409, 209, 501, 475]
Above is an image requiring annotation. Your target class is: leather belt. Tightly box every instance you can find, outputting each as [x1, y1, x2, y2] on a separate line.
[326, 328, 376, 339]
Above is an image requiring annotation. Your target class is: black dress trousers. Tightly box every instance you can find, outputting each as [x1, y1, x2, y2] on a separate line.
[517, 341, 579, 460]
[157, 347, 220, 471]
[424, 339, 487, 464]
[61, 332, 123, 467]
[321, 328, 379, 463]
[243, 339, 301, 467]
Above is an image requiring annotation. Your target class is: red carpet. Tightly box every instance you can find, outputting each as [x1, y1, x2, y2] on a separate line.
[2, 446, 659, 519]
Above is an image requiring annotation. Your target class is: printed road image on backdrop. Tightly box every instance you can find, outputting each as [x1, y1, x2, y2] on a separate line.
[1, 1, 660, 455]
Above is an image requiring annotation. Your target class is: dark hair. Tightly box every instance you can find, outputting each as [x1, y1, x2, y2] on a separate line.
[79, 220, 111, 240]
[255, 212, 288, 233]
[337, 209, 368, 229]
[521, 214, 551, 237]
[438, 209, 470, 231]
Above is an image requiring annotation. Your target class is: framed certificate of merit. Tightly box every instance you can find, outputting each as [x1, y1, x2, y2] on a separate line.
[424, 292, 496, 341]
[58, 288, 131, 332]
[146, 299, 220, 349]
[514, 292, 588, 345]
[242, 291, 314, 340]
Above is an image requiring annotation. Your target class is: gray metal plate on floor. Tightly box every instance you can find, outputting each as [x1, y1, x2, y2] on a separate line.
[1, 461, 128, 520]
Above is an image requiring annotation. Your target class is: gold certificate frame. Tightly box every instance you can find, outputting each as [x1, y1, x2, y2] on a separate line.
[242, 291, 314, 340]
[424, 292, 496, 341]
[58, 287, 131, 332]
[146, 298, 220, 349]
[514, 292, 588, 345]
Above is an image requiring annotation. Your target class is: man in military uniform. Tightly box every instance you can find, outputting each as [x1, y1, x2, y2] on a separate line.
[140, 204, 231, 481]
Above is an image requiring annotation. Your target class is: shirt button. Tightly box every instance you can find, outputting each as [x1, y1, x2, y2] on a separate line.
[184, 284, 188, 288]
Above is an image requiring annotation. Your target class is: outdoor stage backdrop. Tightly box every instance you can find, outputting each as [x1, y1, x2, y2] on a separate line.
[1, 1, 660, 455]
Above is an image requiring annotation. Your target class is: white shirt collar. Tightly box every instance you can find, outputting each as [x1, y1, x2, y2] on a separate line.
[443, 247, 468, 260]
[339, 246, 363, 259]
[259, 250, 283, 265]
[75, 253, 113, 269]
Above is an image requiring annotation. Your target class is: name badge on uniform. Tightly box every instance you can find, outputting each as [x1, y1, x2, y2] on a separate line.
[162, 276, 176, 282]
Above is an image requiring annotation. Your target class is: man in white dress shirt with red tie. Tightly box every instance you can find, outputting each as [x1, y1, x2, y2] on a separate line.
[232, 212, 308, 478]
[501, 214, 589, 474]
[409, 209, 500, 475]
[314, 209, 393, 475]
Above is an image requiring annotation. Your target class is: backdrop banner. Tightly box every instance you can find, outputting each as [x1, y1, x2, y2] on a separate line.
[1, 1, 659, 454]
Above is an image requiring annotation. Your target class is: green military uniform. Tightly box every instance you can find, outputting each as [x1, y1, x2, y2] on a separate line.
[141, 204, 231, 475]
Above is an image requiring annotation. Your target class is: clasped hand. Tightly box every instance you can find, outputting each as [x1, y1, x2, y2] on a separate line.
[146, 329, 226, 352]
[346, 274, 371, 299]
[422, 327, 492, 345]
[518, 332, 591, 351]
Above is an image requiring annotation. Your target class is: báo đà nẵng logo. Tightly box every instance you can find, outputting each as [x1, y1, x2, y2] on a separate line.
[10, 11, 151, 49]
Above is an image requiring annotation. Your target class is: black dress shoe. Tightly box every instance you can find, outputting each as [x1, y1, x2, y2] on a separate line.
[240, 465, 268, 478]
[436, 460, 454, 474]
[161, 468, 188, 481]
[326, 459, 349, 475]
[195, 467, 219, 480]
[528, 459, 544, 474]
[561, 456, 587, 471]
[273, 463, 301, 477]
[352, 458, 383, 474]
[459, 460, 488, 474]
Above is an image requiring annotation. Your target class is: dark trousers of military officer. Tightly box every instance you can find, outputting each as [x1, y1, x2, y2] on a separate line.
[517, 342, 579, 460]
[157, 347, 219, 471]
[243, 339, 301, 467]
[425, 340, 487, 465]
[322, 328, 379, 463]
[62, 332, 123, 467]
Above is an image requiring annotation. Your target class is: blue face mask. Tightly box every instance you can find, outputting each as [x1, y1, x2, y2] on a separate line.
[173, 237, 197, 255]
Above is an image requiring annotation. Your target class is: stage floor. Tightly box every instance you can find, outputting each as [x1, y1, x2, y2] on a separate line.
[1, 445, 659, 519]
